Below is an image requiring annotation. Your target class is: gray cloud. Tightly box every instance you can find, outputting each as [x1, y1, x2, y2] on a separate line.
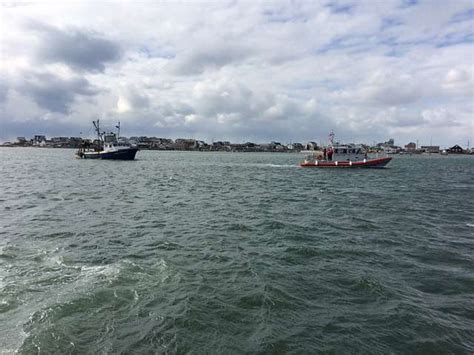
[368, 84, 421, 106]
[171, 42, 253, 75]
[0, 80, 8, 103]
[30, 22, 122, 72]
[20, 72, 98, 114]
[117, 87, 150, 113]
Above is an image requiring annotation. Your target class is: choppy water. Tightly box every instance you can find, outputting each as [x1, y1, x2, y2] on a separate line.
[0, 148, 473, 354]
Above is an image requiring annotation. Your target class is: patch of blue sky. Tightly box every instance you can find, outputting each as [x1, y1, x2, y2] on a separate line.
[399, 0, 418, 8]
[380, 17, 403, 31]
[320, 32, 445, 57]
[138, 46, 175, 59]
[316, 34, 375, 54]
[262, 8, 307, 23]
[436, 32, 474, 47]
[315, 79, 343, 91]
[378, 36, 400, 46]
[377, 36, 407, 56]
[384, 48, 407, 58]
[376, 34, 441, 52]
[450, 8, 474, 23]
[325, 1, 356, 14]
[288, 79, 341, 92]
[288, 80, 317, 90]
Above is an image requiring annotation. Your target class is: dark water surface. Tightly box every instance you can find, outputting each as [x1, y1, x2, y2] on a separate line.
[1, 148, 473, 353]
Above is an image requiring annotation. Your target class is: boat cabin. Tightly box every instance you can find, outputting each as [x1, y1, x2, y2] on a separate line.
[332, 144, 366, 161]
[103, 133, 130, 150]
[303, 144, 367, 163]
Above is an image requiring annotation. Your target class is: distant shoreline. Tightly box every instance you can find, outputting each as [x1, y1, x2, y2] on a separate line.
[0, 145, 301, 153]
[1, 145, 473, 156]
[2, 136, 472, 155]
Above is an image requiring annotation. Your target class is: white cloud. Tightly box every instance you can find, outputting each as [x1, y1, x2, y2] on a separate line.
[116, 87, 149, 113]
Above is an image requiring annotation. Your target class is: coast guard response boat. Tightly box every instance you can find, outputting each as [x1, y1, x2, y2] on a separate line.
[76, 120, 139, 160]
[300, 132, 392, 168]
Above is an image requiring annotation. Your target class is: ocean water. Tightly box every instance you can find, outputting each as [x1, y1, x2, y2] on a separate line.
[0, 148, 473, 354]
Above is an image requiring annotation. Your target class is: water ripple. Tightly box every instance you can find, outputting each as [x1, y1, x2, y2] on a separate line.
[0, 149, 473, 353]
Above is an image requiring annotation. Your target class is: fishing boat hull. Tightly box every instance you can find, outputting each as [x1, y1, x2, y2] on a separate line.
[77, 148, 139, 160]
[300, 157, 392, 168]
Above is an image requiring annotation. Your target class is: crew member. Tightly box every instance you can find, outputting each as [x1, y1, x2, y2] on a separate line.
[327, 147, 333, 161]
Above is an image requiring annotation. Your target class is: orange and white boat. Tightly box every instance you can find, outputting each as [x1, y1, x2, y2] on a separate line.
[300, 154, 392, 168]
[300, 134, 392, 168]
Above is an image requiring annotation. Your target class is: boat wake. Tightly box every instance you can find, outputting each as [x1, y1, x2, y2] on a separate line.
[264, 164, 298, 168]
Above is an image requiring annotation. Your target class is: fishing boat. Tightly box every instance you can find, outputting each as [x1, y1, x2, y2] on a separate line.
[300, 132, 392, 168]
[76, 120, 139, 160]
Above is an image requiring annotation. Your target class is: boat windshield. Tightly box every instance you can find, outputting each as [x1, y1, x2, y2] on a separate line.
[104, 134, 117, 143]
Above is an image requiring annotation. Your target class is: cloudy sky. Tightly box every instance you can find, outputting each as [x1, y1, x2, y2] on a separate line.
[0, 0, 473, 146]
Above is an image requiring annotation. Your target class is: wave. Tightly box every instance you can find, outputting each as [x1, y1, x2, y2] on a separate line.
[14, 257, 175, 353]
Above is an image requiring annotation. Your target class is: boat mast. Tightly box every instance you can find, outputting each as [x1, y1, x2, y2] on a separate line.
[328, 130, 335, 147]
[92, 119, 105, 151]
[116, 121, 121, 140]
[92, 120, 103, 141]
[93, 119, 99, 139]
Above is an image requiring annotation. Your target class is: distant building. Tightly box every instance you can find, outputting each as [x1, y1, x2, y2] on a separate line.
[51, 137, 68, 143]
[34, 135, 46, 145]
[447, 145, 464, 154]
[377, 138, 395, 148]
[385, 146, 401, 154]
[229, 142, 259, 152]
[69, 137, 82, 148]
[156, 138, 174, 149]
[305, 142, 318, 150]
[194, 140, 207, 150]
[405, 142, 416, 152]
[211, 141, 231, 151]
[129, 137, 174, 149]
[269, 141, 286, 151]
[258, 143, 272, 151]
[421, 145, 440, 153]
[17, 137, 27, 144]
[295, 143, 304, 150]
[174, 138, 196, 150]
[287, 143, 304, 151]
[47, 136, 82, 148]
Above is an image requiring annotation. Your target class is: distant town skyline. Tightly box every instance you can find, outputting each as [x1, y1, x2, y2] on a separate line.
[5, 132, 471, 151]
[1, 1, 473, 146]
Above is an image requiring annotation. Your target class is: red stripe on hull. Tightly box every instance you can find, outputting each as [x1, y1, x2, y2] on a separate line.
[300, 157, 392, 168]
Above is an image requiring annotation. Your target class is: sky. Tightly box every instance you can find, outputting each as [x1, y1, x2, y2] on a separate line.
[0, 0, 473, 147]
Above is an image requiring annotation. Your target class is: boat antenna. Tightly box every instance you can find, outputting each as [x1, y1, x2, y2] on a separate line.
[116, 121, 121, 139]
[328, 130, 335, 146]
